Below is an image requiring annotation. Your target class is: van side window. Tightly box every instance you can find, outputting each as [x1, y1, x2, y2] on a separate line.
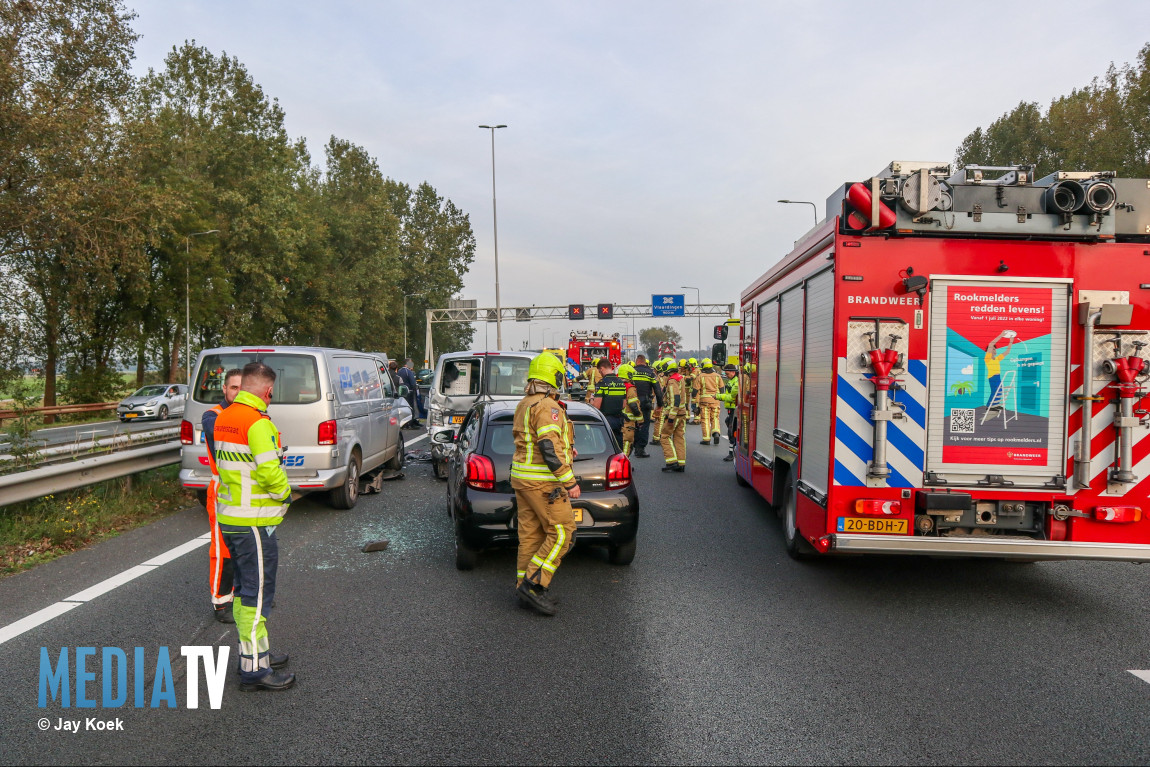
[335, 357, 383, 403]
[380, 366, 395, 397]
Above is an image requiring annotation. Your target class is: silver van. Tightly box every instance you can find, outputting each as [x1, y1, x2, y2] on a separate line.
[178, 346, 411, 509]
[427, 350, 533, 479]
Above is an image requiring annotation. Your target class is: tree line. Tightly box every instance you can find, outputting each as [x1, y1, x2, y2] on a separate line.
[0, 0, 476, 406]
[956, 43, 1150, 176]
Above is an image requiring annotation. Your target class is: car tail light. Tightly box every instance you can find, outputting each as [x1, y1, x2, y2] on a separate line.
[180, 420, 194, 445]
[854, 499, 900, 516]
[318, 420, 337, 445]
[1094, 505, 1142, 523]
[466, 454, 496, 491]
[607, 453, 632, 489]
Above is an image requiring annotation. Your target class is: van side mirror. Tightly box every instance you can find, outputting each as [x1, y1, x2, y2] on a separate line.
[398, 385, 409, 397]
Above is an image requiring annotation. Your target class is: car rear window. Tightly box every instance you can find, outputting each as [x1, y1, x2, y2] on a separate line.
[485, 418, 612, 458]
[194, 353, 321, 404]
[440, 360, 480, 395]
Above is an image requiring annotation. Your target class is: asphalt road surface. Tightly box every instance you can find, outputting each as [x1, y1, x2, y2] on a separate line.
[3, 434, 1150, 764]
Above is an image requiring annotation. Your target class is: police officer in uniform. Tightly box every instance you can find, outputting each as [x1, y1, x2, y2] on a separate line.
[717, 363, 740, 461]
[511, 353, 582, 616]
[629, 355, 662, 458]
[590, 358, 628, 451]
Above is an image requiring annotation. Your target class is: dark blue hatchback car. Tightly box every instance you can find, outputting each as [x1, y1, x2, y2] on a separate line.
[437, 400, 639, 570]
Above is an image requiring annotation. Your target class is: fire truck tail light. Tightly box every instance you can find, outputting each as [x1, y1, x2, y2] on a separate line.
[854, 499, 901, 516]
[813, 535, 832, 553]
[1094, 506, 1142, 523]
[180, 420, 194, 445]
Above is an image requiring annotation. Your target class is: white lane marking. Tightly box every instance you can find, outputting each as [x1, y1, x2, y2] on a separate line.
[0, 602, 82, 646]
[0, 534, 211, 647]
[1129, 670, 1150, 684]
[407, 433, 429, 446]
[141, 534, 212, 566]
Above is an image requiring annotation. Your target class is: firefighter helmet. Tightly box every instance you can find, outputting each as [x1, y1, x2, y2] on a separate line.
[688, 357, 698, 366]
[617, 363, 635, 380]
[701, 358, 713, 369]
[678, 359, 687, 368]
[527, 352, 566, 389]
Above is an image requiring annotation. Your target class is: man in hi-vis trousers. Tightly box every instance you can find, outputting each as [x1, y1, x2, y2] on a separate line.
[511, 352, 582, 616]
[202, 368, 242, 624]
[214, 361, 295, 691]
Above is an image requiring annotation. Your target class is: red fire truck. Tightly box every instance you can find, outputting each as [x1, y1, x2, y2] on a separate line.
[736, 161, 1150, 561]
[568, 330, 623, 370]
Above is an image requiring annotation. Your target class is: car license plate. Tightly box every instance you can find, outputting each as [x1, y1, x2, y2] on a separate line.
[125, 413, 138, 418]
[836, 517, 908, 534]
[451, 415, 464, 424]
[573, 509, 583, 523]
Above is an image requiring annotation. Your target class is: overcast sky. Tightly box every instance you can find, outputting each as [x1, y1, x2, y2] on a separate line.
[128, 1, 1144, 357]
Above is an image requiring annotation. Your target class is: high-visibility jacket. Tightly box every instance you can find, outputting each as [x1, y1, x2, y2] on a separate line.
[695, 370, 722, 403]
[202, 402, 226, 476]
[510, 392, 576, 488]
[585, 367, 603, 394]
[213, 390, 291, 527]
[663, 373, 688, 419]
[622, 382, 643, 422]
[717, 375, 739, 409]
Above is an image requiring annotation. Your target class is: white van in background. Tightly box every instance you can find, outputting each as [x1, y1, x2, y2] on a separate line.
[178, 346, 412, 509]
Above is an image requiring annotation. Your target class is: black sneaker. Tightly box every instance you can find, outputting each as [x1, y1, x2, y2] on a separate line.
[722, 453, 734, 462]
[516, 581, 557, 616]
[712, 432, 720, 445]
[239, 669, 296, 692]
[213, 606, 234, 624]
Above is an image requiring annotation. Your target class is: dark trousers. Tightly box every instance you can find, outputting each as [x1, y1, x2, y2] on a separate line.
[636, 402, 653, 450]
[725, 409, 736, 448]
[605, 414, 624, 453]
[220, 524, 279, 681]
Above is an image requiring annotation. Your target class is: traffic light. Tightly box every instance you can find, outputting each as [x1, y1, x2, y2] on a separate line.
[714, 324, 728, 341]
[568, 304, 585, 320]
[597, 303, 614, 320]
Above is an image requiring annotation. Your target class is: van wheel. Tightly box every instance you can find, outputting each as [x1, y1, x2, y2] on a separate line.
[385, 433, 405, 471]
[782, 476, 815, 560]
[195, 489, 208, 508]
[329, 452, 361, 509]
[608, 538, 636, 566]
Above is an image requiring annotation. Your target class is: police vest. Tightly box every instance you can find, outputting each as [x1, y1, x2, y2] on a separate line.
[596, 375, 627, 416]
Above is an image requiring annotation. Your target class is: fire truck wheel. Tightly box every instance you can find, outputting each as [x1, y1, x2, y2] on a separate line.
[782, 476, 815, 560]
[735, 466, 750, 487]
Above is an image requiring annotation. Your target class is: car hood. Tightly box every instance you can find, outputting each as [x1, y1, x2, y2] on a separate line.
[120, 396, 159, 406]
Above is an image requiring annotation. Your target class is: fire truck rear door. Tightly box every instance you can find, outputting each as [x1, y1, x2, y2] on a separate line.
[924, 277, 1072, 489]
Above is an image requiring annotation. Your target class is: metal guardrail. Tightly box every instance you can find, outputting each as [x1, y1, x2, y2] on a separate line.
[0, 442, 181, 507]
[0, 427, 180, 468]
[0, 401, 119, 423]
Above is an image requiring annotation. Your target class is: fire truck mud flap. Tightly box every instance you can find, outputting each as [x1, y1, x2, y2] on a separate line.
[830, 533, 1150, 562]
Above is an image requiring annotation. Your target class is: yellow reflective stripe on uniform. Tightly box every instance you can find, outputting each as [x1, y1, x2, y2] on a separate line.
[541, 524, 566, 572]
[523, 406, 534, 465]
[536, 424, 561, 437]
[555, 469, 575, 483]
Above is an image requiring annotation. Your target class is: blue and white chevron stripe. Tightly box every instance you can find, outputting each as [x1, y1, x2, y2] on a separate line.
[833, 358, 927, 488]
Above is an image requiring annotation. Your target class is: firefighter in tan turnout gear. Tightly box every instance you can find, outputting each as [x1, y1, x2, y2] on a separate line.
[511, 352, 582, 616]
[694, 358, 723, 445]
[660, 362, 688, 472]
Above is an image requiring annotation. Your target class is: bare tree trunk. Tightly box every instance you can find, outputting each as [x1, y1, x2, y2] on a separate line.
[168, 326, 181, 384]
[43, 307, 58, 425]
[135, 333, 146, 387]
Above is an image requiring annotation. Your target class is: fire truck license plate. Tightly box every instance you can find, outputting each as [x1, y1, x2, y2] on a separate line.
[837, 517, 908, 534]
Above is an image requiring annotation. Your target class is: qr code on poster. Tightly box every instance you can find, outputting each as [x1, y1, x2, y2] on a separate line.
[950, 408, 975, 433]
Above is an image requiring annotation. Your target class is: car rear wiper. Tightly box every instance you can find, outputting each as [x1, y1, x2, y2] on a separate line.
[573, 455, 596, 462]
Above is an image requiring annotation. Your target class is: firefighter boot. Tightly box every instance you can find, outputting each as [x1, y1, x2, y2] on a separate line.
[713, 432, 721, 445]
[239, 669, 296, 692]
[516, 580, 557, 616]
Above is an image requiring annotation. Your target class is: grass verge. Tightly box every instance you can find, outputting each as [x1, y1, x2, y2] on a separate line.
[0, 465, 196, 577]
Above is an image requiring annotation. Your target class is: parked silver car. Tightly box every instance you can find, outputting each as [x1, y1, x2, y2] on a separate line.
[178, 346, 411, 509]
[427, 351, 533, 479]
[117, 384, 187, 422]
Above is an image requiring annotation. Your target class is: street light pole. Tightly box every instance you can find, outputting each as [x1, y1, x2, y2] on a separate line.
[777, 199, 819, 226]
[403, 292, 425, 362]
[479, 124, 507, 350]
[681, 285, 701, 355]
[184, 229, 219, 385]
